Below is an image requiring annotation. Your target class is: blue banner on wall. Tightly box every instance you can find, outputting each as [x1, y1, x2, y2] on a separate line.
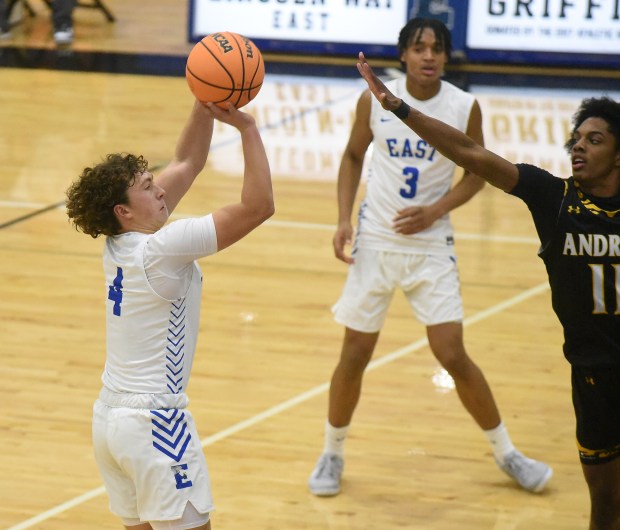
[408, 0, 467, 58]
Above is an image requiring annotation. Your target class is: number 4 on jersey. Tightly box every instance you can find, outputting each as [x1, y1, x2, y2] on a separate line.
[108, 266, 124, 316]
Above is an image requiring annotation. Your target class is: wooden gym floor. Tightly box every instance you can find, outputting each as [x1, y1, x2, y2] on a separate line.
[2, 1, 620, 529]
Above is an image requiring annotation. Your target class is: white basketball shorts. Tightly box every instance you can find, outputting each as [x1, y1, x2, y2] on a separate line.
[92, 399, 214, 524]
[333, 248, 464, 332]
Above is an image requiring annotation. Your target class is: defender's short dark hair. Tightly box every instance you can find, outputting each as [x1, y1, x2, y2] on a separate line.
[564, 97, 620, 153]
[398, 17, 452, 60]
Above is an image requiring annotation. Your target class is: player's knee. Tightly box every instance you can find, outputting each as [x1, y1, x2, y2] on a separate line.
[436, 350, 474, 378]
[340, 346, 373, 372]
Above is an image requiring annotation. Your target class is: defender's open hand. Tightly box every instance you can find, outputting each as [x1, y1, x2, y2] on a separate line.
[356, 52, 401, 112]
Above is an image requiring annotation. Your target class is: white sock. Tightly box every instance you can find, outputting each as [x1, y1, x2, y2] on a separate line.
[323, 421, 349, 456]
[483, 421, 515, 464]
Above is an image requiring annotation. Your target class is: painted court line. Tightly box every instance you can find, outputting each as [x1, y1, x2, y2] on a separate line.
[7, 281, 549, 530]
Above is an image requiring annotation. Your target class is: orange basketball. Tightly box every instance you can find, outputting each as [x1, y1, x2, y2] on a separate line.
[186, 31, 265, 109]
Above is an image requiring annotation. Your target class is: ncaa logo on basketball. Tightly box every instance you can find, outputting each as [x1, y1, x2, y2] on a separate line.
[242, 37, 254, 59]
[212, 33, 233, 53]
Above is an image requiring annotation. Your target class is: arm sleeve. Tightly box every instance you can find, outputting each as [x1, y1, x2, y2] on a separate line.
[143, 214, 218, 300]
[509, 163, 566, 246]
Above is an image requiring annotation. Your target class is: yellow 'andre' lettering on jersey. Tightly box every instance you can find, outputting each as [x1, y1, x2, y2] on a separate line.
[563, 233, 620, 257]
[568, 206, 581, 214]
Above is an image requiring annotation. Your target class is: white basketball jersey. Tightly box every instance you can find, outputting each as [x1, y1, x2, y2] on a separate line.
[102, 215, 217, 400]
[356, 77, 475, 254]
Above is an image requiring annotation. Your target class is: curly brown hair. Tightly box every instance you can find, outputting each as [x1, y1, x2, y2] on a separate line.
[66, 153, 149, 238]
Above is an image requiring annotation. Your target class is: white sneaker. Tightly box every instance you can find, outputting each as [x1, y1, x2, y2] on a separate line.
[54, 26, 73, 45]
[308, 453, 344, 496]
[497, 450, 553, 492]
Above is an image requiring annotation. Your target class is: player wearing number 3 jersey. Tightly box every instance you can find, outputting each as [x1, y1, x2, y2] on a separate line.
[308, 17, 552, 498]
[66, 100, 273, 530]
[358, 76, 474, 253]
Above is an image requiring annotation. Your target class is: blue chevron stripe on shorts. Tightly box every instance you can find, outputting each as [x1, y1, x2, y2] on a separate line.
[150, 409, 192, 462]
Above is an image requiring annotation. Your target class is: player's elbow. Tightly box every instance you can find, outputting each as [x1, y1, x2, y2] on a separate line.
[262, 196, 275, 221]
[462, 151, 490, 180]
[251, 194, 275, 225]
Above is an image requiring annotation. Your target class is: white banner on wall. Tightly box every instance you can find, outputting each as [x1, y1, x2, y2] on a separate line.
[467, 1, 620, 54]
[207, 75, 364, 181]
[208, 74, 620, 182]
[471, 87, 620, 177]
[191, 0, 409, 45]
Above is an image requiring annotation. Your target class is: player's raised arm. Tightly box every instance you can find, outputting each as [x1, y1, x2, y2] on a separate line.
[205, 102, 274, 251]
[356, 52, 519, 193]
[155, 100, 215, 214]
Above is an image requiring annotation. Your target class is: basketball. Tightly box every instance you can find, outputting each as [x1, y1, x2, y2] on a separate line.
[186, 31, 265, 109]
